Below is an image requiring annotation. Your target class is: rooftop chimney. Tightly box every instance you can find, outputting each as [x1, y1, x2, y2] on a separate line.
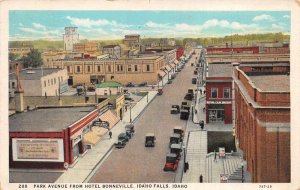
[15, 64, 25, 113]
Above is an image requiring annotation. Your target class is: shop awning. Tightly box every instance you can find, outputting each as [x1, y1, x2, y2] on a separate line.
[83, 131, 101, 145]
[99, 110, 120, 129]
[165, 65, 172, 71]
[92, 126, 108, 137]
[170, 63, 176, 68]
[174, 60, 179, 65]
[158, 70, 166, 77]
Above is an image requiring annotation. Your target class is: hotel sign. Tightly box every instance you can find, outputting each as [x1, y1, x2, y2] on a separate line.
[207, 101, 231, 104]
[12, 138, 64, 162]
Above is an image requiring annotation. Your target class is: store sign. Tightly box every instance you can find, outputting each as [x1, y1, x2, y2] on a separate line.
[12, 138, 64, 162]
[207, 101, 231, 104]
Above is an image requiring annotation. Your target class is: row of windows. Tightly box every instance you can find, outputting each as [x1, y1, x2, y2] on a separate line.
[67, 64, 152, 73]
[43, 76, 64, 88]
[211, 87, 231, 99]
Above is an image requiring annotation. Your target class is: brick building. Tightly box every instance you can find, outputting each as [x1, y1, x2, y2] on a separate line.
[207, 46, 259, 55]
[205, 63, 233, 124]
[73, 42, 98, 52]
[176, 47, 184, 61]
[102, 45, 121, 59]
[123, 34, 141, 50]
[233, 64, 290, 182]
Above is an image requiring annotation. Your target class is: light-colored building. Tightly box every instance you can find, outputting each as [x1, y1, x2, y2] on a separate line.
[9, 45, 34, 57]
[52, 56, 168, 86]
[9, 68, 68, 97]
[63, 27, 79, 52]
[123, 34, 141, 50]
[102, 45, 121, 59]
[95, 81, 123, 96]
[73, 43, 98, 52]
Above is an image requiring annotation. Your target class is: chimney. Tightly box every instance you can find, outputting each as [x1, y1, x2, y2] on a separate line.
[15, 64, 25, 113]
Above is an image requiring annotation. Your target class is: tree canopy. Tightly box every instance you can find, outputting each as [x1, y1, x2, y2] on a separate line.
[21, 49, 43, 68]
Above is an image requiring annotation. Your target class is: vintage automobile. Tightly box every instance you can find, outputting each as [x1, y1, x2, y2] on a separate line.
[145, 133, 156, 147]
[158, 88, 163, 95]
[170, 105, 180, 114]
[138, 82, 148, 87]
[187, 88, 194, 95]
[173, 126, 185, 140]
[125, 82, 135, 87]
[163, 153, 179, 171]
[171, 73, 176, 79]
[125, 124, 135, 138]
[167, 80, 173, 84]
[184, 93, 193, 101]
[181, 101, 191, 110]
[169, 133, 181, 148]
[118, 133, 130, 144]
[170, 143, 182, 160]
[194, 70, 198, 75]
[180, 109, 190, 120]
[192, 78, 197, 84]
[114, 141, 126, 149]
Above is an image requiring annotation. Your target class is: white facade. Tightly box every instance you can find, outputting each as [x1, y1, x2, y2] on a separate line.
[63, 27, 79, 52]
[9, 68, 69, 97]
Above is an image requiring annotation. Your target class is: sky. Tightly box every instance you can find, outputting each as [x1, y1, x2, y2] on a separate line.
[9, 11, 290, 41]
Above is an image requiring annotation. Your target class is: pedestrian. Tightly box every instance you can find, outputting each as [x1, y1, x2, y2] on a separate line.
[199, 120, 204, 130]
[203, 107, 206, 113]
[203, 90, 206, 94]
[109, 130, 112, 139]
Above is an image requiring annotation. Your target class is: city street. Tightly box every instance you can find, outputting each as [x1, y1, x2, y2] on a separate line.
[89, 52, 200, 183]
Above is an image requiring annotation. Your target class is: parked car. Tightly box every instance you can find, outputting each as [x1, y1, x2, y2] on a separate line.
[171, 74, 176, 79]
[145, 133, 156, 147]
[192, 78, 197, 84]
[194, 70, 198, 75]
[170, 143, 182, 160]
[125, 82, 135, 87]
[158, 88, 163, 95]
[125, 124, 135, 138]
[180, 109, 190, 120]
[169, 133, 181, 148]
[118, 133, 130, 144]
[138, 82, 148, 87]
[163, 153, 179, 171]
[184, 93, 193, 101]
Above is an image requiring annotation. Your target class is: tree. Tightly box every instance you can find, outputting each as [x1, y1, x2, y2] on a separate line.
[9, 53, 19, 61]
[22, 49, 43, 68]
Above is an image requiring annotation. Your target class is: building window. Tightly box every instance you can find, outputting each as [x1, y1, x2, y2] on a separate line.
[128, 65, 132, 72]
[146, 64, 150, 71]
[44, 81, 46, 87]
[48, 79, 50, 86]
[108, 65, 111, 72]
[67, 66, 70, 72]
[51, 79, 53, 85]
[87, 65, 91, 72]
[211, 88, 218, 98]
[135, 65, 138, 72]
[54, 78, 56, 84]
[77, 66, 80, 72]
[12, 82, 15, 88]
[224, 88, 230, 98]
[97, 65, 101, 72]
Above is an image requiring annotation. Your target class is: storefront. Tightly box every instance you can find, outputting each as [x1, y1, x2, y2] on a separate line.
[207, 102, 231, 123]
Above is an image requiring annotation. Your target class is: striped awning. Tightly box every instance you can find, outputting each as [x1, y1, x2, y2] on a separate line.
[174, 60, 179, 65]
[158, 70, 166, 77]
[165, 65, 172, 71]
[83, 131, 101, 145]
[92, 127, 108, 137]
[99, 110, 120, 129]
[170, 63, 176, 68]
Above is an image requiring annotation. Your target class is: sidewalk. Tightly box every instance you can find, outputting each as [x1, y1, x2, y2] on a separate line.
[55, 91, 157, 183]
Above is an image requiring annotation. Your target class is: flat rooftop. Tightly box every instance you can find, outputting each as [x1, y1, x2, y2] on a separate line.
[9, 106, 96, 132]
[208, 63, 233, 77]
[249, 75, 290, 92]
[9, 68, 63, 80]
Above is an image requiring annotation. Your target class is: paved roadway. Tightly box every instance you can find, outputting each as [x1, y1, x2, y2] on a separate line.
[89, 51, 200, 183]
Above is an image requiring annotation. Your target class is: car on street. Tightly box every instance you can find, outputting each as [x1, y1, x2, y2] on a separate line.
[192, 78, 197, 84]
[170, 105, 180, 114]
[145, 133, 156, 147]
[118, 133, 130, 144]
[180, 109, 190, 120]
[170, 143, 182, 160]
[125, 82, 135, 87]
[138, 82, 148, 87]
[184, 93, 193, 101]
[158, 88, 163, 95]
[163, 153, 179, 171]
[125, 124, 135, 138]
[169, 133, 181, 148]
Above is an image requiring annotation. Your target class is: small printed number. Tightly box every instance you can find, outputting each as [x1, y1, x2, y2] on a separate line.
[259, 185, 272, 188]
[19, 184, 27, 188]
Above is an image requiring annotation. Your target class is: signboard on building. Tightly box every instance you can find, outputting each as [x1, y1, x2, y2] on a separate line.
[207, 101, 231, 104]
[12, 138, 64, 162]
[60, 80, 68, 94]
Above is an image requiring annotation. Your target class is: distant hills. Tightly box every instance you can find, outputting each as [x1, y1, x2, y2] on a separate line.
[9, 32, 290, 50]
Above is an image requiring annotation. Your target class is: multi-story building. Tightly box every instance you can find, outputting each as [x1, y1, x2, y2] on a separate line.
[102, 45, 121, 59]
[73, 42, 98, 52]
[233, 64, 290, 182]
[206, 46, 259, 55]
[123, 34, 141, 50]
[63, 27, 79, 52]
[52, 56, 165, 86]
[9, 45, 34, 57]
[9, 68, 68, 97]
[205, 63, 233, 124]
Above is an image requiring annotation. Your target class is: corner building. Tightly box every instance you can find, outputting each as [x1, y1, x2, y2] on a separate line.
[233, 64, 290, 182]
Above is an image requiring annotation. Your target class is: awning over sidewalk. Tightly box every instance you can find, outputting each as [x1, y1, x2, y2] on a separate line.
[99, 110, 120, 129]
[92, 126, 108, 137]
[170, 63, 176, 68]
[83, 131, 101, 145]
[165, 65, 172, 72]
[174, 60, 179, 65]
[158, 70, 166, 77]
